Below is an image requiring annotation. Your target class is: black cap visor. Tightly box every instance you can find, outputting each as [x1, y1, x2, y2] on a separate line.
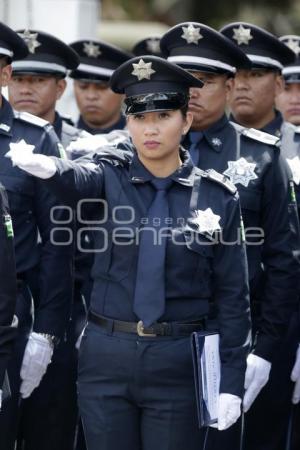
[125, 92, 188, 114]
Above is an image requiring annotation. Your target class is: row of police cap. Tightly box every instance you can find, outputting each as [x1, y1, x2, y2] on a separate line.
[0, 20, 299, 115]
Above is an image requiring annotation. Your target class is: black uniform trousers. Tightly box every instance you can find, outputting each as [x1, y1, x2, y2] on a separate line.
[0, 284, 33, 450]
[17, 288, 87, 450]
[78, 321, 205, 450]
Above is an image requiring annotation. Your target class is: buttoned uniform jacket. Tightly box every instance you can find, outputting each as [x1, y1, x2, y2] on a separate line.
[0, 97, 73, 338]
[44, 148, 251, 398]
[0, 183, 17, 387]
[184, 114, 300, 362]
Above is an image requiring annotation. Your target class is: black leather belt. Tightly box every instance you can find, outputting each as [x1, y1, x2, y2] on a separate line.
[88, 311, 206, 337]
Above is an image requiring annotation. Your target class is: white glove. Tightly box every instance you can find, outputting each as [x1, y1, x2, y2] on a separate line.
[5, 141, 56, 179]
[243, 353, 271, 412]
[214, 393, 241, 430]
[20, 332, 54, 398]
[66, 129, 129, 155]
[291, 344, 300, 404]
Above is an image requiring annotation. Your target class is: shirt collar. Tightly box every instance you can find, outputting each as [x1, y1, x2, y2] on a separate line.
[77, 114, 126, 135]
[0, 96, 14, 136]
[128, 147, 196, 187]
[261, 110, 283, 137]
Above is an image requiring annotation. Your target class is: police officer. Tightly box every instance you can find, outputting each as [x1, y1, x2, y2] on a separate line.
[220, 22, 300, 450]
[8, 54, 251, 450]
[69, 40, 131, 134]
[160, 22, 300, 450]
[0, 22, 73, 450]
[7, 29, 86, 450]
[276, 35, 300, 126]
[0, 183, 18, 410]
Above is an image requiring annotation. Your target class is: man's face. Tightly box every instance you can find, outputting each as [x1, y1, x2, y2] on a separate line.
[188, 71, 233, 130]
[228, 69, 283, 128]
[8, 74, 66, 122]
[275, 82, 300, 125]
[73, 80, 124, 129]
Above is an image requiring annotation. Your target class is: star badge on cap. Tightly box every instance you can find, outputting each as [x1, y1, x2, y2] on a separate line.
[181, 24, 203, 44]
[285, 39, 300, 56]
[18, 30, 41, 54]
[83, 41, 101, 58]
[223, 157, 258, 187]
[190, 208, 221, 236]
[146, 38, 161, 54]
[131, 59, 156, 81]
[287, 156, 300, 185]
[232, 25, 253, 46]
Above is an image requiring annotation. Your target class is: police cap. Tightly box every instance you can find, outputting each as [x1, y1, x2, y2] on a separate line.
[0, 22, 28, 62]
[13, 29, 79, 77]
[220, 22, 295, 71]
[280, 35, 300, 83]
[132, 36, 163, 57]
[69, 40, 132, 83]
[160, 22, 250, 75]
[110, 55, 203, 114]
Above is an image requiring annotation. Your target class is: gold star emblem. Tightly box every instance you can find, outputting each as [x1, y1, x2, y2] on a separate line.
[146, 38, 161, 54]
[18, 30, 41, 54]
[131, 59, 156, 81]
[83, 41, 101, 58]
[285, 39, 300, 56]
[181, 24, 203, 44]
[232, 25, 253, 46]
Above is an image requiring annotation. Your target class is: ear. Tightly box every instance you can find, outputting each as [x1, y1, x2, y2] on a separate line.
[1, 64, 12, 87]
[275, 74, 284, 97]
[55, 78, 67, 100]
[182, 111, 193, 135]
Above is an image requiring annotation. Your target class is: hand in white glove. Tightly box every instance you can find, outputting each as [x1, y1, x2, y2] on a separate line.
[5, 140, 56, 179]
[213, 393, 241, 431]
[291, 344, 300, 404]
[20, 332, 54, 399]
[243, 353, 271, 412]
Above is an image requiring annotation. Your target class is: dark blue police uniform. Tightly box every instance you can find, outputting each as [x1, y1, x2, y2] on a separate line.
[220, 22, 300, 450]
[0, 183, 17, 394]
[0, 98, 73, 450]
[160, 21, 300, 450]
[9, 31, 80, 450]
[25, 54, 251, 450]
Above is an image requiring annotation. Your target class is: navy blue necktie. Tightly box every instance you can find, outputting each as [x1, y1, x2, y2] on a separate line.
[189, 131, 203, 166]
[133, 178, 173, 327]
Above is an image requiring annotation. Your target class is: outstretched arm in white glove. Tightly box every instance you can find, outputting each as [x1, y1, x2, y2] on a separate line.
[243, 353, 271, 412]
[5, 141, 56, 179]
[291, 344, 300, 404]
[20, 332, 54, 399]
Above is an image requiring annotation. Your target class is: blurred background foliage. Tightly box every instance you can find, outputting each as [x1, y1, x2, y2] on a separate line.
[100, 0, 300, 34]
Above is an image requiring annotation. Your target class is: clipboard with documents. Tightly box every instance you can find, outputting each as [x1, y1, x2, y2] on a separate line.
[191, 331, 220, 427]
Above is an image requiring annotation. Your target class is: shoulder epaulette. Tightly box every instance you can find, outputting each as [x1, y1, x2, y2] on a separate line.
[230, 121, 280, 146]
[14, 110, 49, 128]
[202, 168, 237, 194]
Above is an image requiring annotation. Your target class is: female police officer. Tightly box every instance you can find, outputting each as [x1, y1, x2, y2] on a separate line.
[7, 55, 251, 450]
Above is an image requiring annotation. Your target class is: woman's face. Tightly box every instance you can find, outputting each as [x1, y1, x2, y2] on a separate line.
[126, 109, 193, 166]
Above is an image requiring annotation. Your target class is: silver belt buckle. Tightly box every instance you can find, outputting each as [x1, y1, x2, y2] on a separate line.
[137, 320, 156, 337]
